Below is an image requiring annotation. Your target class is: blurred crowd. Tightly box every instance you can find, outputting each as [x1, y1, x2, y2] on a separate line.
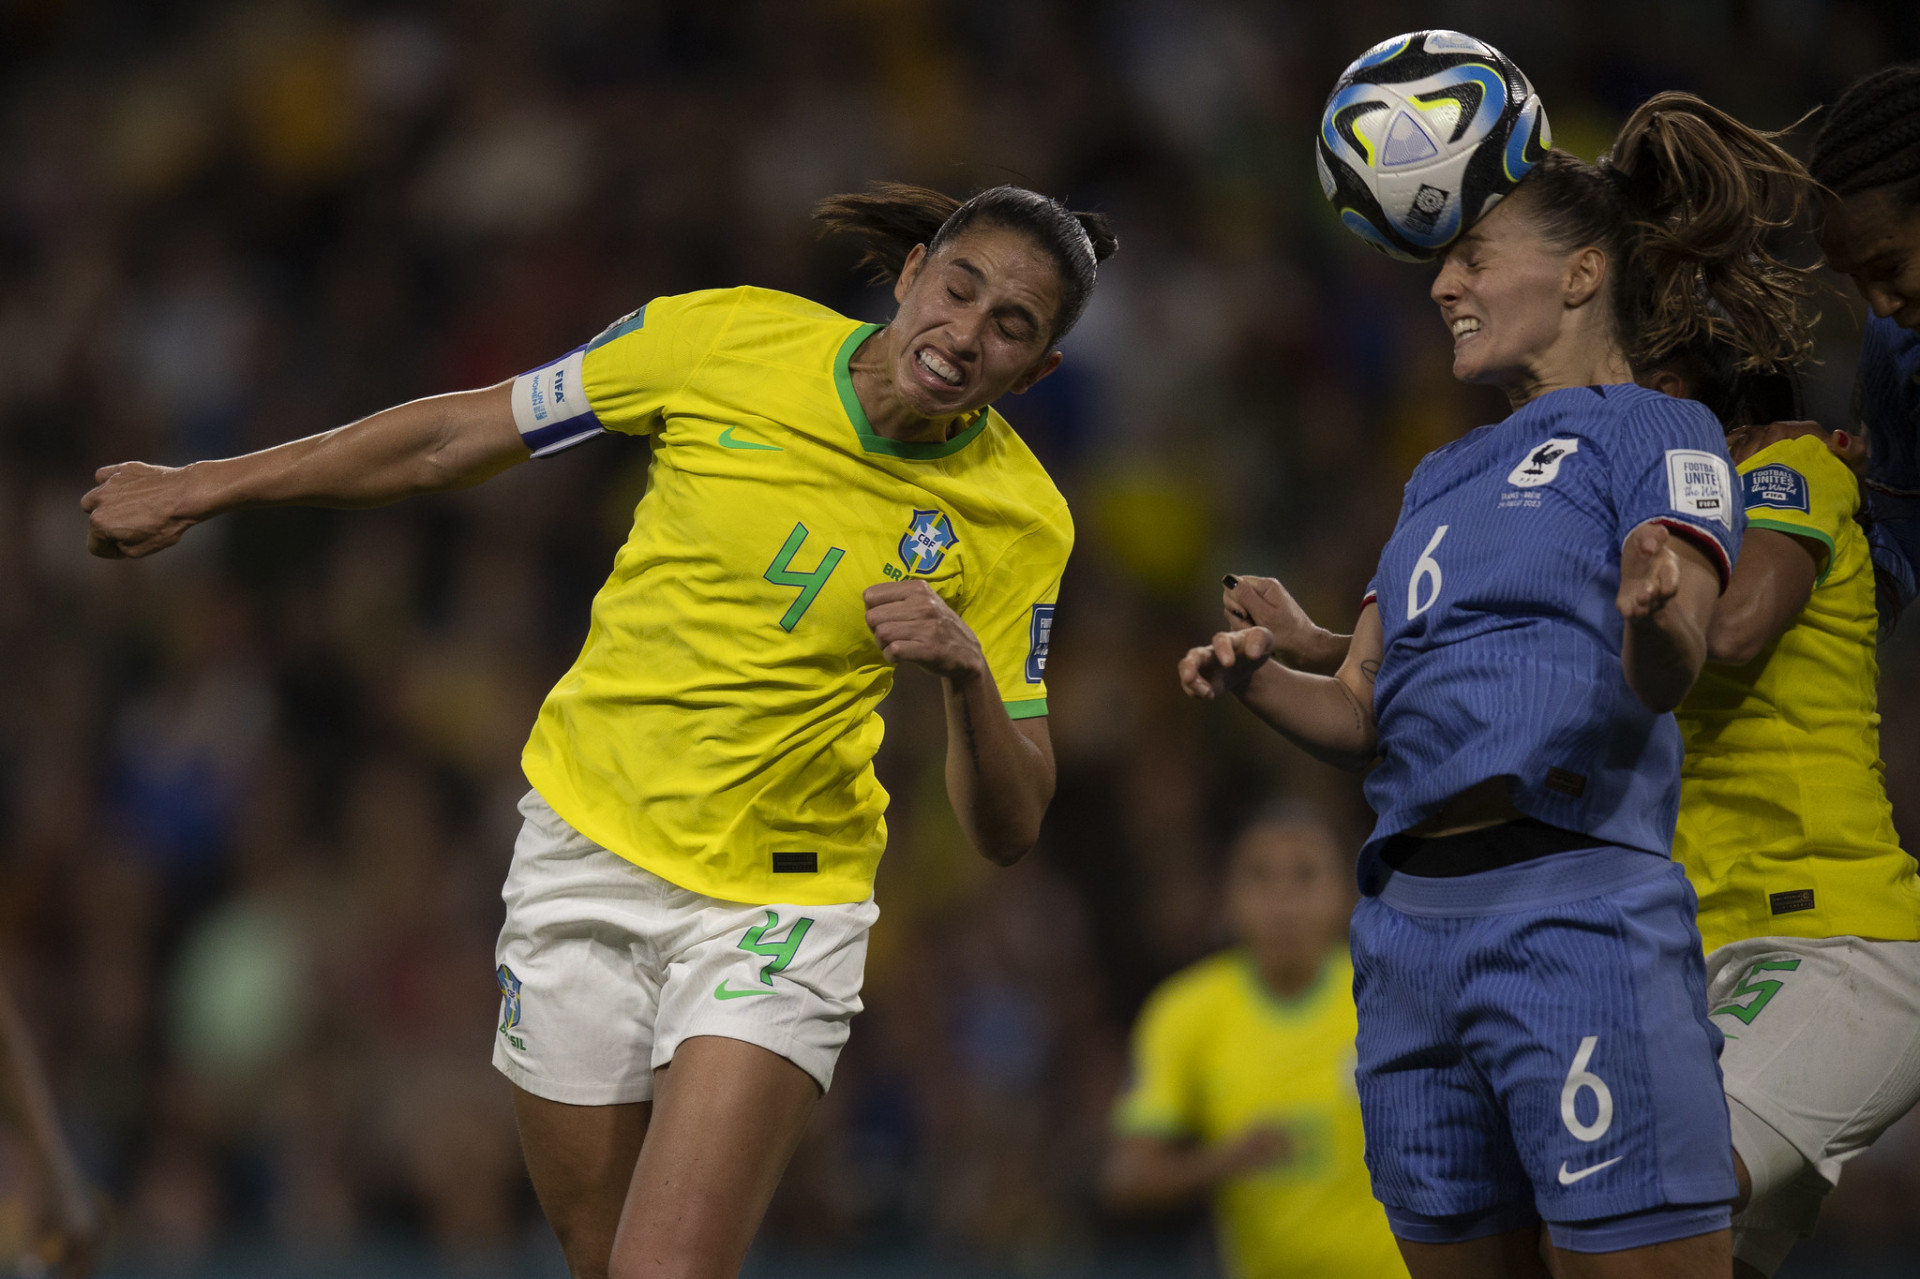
[2, 1, 1917, 1274]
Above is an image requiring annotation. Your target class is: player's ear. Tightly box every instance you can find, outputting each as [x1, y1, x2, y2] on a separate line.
[1564, 246, 1608, 309]
[1638, 367, 1690, 400]
[1011, 349, 1064, 394]
[894, 244, 930, 304]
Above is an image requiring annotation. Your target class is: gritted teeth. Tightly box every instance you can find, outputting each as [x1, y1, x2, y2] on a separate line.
[918, 348, 962, 386]
[1451, 317, 1482, 338]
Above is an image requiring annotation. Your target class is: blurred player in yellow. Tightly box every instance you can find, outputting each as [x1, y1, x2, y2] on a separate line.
[81, 182, 1114, 1279]
[1102, 807, 1407, 1279]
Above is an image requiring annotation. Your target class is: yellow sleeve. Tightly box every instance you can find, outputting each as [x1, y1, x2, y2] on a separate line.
[510, 290, 739, 454]
[1737, 435, 1859, 585]
[966, 515, 1071, 719]
[1112, 978, 1205, 1139]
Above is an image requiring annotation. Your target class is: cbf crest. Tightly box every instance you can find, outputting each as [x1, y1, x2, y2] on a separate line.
[899, 509, 958, 575]
[496, 964, 522, 1032]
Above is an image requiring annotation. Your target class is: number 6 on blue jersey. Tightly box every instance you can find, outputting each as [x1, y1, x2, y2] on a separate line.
[1407, 525, 1450, 619]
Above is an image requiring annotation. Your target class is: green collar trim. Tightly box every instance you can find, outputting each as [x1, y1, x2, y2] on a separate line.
[833, 323, 990, 460]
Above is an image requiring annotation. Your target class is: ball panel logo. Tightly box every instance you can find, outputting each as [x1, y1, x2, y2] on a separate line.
[1404, 183, 1449, 234]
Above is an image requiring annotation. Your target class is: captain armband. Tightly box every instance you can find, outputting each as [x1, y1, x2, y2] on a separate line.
[511, 347, 605, 457]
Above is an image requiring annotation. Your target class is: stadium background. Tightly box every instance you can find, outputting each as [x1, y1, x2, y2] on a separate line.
[2, 1, 1916, 1275]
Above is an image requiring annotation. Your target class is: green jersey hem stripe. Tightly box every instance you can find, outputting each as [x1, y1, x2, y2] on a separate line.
[833, 323, 991, 460]
[1746, 518, 1837, 586]
[1004, 698, 1049, 720]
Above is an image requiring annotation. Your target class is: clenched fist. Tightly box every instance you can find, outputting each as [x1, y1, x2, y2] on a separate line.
[81, 462, 201, 559]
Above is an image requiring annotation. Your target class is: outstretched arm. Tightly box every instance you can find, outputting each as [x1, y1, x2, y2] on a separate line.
[1707, 528, 1819, 666]
[1178, 604, 1383, 771]
[1221, 574, 1350, 674]
[1617, 522, 1723, 712]
[83, 381, 527, 558]
[864, 581, 1054, 865]
[1100, 1127, 1292, 1214]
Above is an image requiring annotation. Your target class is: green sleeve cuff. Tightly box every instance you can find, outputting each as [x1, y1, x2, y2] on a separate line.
[1746, 518, 1837, 586]
[1004, 698, 1049, 720]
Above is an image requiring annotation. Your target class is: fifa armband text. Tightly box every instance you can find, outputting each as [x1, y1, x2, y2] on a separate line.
[511, 347, 604, 457]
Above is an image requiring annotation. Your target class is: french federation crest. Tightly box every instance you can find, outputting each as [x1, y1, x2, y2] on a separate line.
[899, 509, 958, 575]
[1508, 438, 1581, 488]
[496, 964, 522, 1032]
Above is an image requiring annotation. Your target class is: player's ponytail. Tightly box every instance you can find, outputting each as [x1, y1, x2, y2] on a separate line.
[1605, 93, 1817, 372]
[1509, 94, 1816, 374]
[813, 182, 1117, 344]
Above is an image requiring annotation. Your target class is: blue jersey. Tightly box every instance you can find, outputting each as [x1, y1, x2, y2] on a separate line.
[1360, 385, 1741, 890]
[1857, 313, 1920, 625]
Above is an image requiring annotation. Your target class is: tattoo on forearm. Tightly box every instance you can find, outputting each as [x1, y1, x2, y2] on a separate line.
[1360, 659, 1379, 683]
[1335, 679, 1367, 739]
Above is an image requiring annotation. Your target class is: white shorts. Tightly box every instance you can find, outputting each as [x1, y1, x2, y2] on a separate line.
[1705, 934, 1920, 1275]
[491, 790, 878, 1104]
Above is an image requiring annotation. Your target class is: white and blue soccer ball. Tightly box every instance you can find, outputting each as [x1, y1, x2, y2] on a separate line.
[1316, 30, 1551, 262]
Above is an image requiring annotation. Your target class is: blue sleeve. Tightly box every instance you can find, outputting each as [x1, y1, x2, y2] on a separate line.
[1608, 395, 1741, 587]
[1858, 313, 1920, 495]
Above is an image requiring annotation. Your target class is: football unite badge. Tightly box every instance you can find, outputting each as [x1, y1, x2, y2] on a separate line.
[899, 509, 958, 575]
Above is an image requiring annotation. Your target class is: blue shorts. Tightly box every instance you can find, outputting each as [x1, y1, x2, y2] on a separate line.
[1352, 845, 1736, 1253]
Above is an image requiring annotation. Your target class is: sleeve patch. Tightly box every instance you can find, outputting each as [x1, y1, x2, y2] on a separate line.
[1741, 463, 1811, 513]
[1025, 604, 1055, 683]
[1665, 449, 1733, 528]
[511, 347, 605, 457]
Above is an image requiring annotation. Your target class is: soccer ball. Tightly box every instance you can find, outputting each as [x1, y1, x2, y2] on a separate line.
[1316, 30, 1551, 262]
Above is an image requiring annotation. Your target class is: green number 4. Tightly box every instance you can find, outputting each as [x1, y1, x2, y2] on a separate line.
[1711, 957, 1800, 1025]
[764, 522, 845, 631]
[738, 911, 815, 985]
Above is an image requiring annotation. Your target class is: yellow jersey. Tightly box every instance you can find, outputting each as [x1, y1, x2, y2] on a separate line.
[512, 287, 1071, 906]
[1676, 435, 1920, 951]
[1113, 950, 1406, 1279]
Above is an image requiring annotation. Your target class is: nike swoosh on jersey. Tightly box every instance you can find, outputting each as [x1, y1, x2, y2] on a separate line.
[718, 426, 783, 451]
[713, 979, 775, 1000]
[1557, 1156, 1624, 1185]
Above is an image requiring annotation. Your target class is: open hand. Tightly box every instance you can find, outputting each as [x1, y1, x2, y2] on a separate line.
[863, 580, 986, 681]
[1223, 573, 1316, 649]
[1177, 627, 1274, 699]
[81, 462, 199, 559]
[1618, 522, 1682, 620]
